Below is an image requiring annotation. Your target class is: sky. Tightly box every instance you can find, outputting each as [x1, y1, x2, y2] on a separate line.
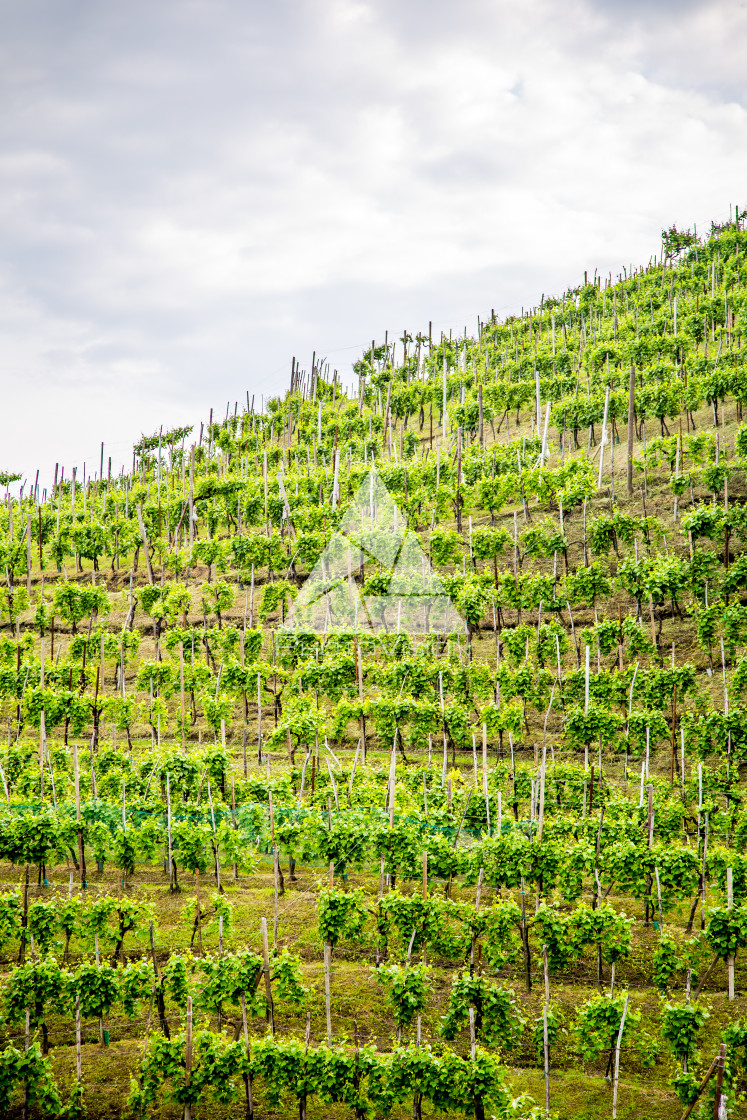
[1, 0, 747, 488]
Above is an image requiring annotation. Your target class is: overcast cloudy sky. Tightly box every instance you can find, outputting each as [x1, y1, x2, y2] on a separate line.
[1, 0, 746, 486]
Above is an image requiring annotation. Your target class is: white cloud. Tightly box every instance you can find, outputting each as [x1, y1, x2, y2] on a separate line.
[0, 0, 746, 484]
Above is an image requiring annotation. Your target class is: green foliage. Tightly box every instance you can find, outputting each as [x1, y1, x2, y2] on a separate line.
[259, 579, 297, 621]
[705, 903, 747, 960]
[172, 820, 213, 875]
[430, 529, 464, 567]
[130, 1028, 249, 1117]
[375, 962, 430, 1030]
[0, 1042, 63, 1115]
[270, 949, 308, 1006]
[200, 580, 235, 625]
[531, 1006, 561, 1063]
[51, 582, 110, 633]
[564, 704, 622, 749]
[72, 960, 121, 1019]
[318, 887, 367, 947]
[660, 1001, 708, 1063]
[574, 992, 642, 1064]
[3, 958, 70, 1040]
[3, 210, 747, 1120]
[440, 972, 525, 1049]
[652, 935, 682, 994]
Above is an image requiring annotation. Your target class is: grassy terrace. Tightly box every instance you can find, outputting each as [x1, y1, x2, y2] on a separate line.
[1, 219, 747, 1117]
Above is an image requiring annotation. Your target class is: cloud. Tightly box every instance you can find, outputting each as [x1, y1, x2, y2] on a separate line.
[0, 0, 746, 484]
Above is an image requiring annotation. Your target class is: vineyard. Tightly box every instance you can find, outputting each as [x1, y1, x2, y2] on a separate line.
[2, 215, 747, 1118]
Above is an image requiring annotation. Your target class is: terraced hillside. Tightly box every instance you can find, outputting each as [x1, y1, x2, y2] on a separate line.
[1, 216, 747, 1119]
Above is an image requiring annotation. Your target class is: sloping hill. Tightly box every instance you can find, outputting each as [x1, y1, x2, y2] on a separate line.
[0, 215, 747, 1118]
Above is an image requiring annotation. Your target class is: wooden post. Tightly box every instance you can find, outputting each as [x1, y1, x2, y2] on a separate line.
[241, 992, 254, 1119]
[612, 993, 629, 1119]
[195, 870, 202, 955]
[383, 380, 392, 454]
[261, 917, 274, 1033]
[542, 944, 550, 1117]
[273, 847, 280, 948]
[701, 812, 709, 931]
[230, 776, 238, 882]
[297, 749, 310, 808]
[655, 866, 664, 932]
[727, 867, 735, 1001]
[478, 384, 484, 449]
[469, 868, 483, 979]
[166, 773, 174, 892]
[135, 504, 155, 584]
[347, 740, 360, 806]
[627, 362, 635, 496]
[677, 1048, 723, 1120]
[121, 777, 127, 889]
[257, 673, 262, 762]
[584, 644, 590, 716]
[537, 745, 546, 844]
[597, 384, 611, 489]
[324, 940, 333, 1044]
[73, 743, 86, 889]
[0, 758, 9, 803]
[26, 509, 32, 595]
[207, 779, 221, 894]
[184, 995, 193, 1120]
[648, 594, 658, 656]
[93, 937, 104, 1039]
[179, 643, 186, 754]
[442, 350, 448, 439]
[481, 722, 490, 835]
[357, 641, 366, 764]
[712, 1043, 727, 1120]
[670, 683, 678, 785]
[150, 919, 169, 1037]
[584, 645, 590, 769]
[75, 993, 82, 1082]
[39, 637, 45, 808]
